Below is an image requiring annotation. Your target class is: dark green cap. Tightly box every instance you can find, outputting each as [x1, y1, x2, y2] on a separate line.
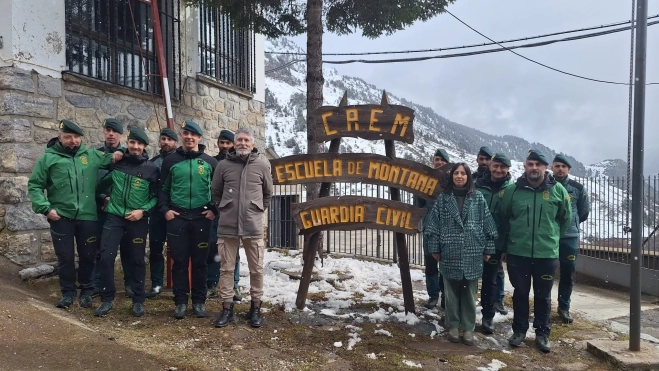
[103, 118, 124, 134]
[553, 154, 572, 168]
[218, 129, 235, 142]
[526, 149, 549, 165]
[491, 152, 511, 167]
[181, 120, 203, 136]
[434, 148, 450, 162]
[478, 146, 494, 158]
[159, 128, 178, 141]
[59, 120, 84, 136]
[127, 127, 149, 145]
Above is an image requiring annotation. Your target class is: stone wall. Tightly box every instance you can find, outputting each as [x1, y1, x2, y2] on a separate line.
[0, 66, 265, 267]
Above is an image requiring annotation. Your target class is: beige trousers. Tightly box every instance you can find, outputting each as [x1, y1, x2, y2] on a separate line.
[218, 237, 264, 302]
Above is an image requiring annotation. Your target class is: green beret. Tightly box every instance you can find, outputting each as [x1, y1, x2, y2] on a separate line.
[526, 149, 549, 165]
[491, 152, 511, 167]
[434, 148, 450, 162]
[59, 120, 84, 136]
[159, 128, 178, 141]
[103, 118, 124, 134]
[553, 154, 572, 168]
[218, 129, 235, 142]
[478, 146, 493, 158]
[127, 127, 149, 145]
[181, 120, 203, 136]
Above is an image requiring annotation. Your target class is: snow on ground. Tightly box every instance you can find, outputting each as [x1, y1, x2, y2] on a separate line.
[402, 359, 423, 368]
[478, 359, 507, 371]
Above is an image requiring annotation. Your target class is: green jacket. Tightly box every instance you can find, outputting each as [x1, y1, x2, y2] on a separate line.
[98, 150, 160, 219]
[28, 138, 113, 221]
[425, 191, 498, 281]
[95, 143, 124, 205]
[556, 176, 590, 239]
[158, 144, 218, 215]
[475, 172, 512, 251]
[496, 173, 572, 259]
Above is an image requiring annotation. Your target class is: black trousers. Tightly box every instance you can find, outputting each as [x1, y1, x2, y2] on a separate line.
[49, 218, 99, 297]
[99, 214, 148, 303]
[507, 254, 559, 337]
[481, 251, 504, 320]
[148, 211, 167, 288]
[167, 214, 212, 305]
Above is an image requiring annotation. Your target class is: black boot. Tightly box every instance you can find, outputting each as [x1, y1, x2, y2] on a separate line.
[248, 300, 263, 328]
[481, 317, 494, 334]
[214, 302, 234, 328]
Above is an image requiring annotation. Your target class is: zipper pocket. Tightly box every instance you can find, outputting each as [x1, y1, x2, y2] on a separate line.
[81, 169, 85, 192]
[538, 204, 544, 227]
[67, 170, 74, 192]
[526, 205, 530, 227]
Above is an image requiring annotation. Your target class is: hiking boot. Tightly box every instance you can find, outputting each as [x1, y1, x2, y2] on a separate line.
[206, 287, 217, 299]
[462, 331, 474, 346]
[248, 300, 263, 328]
[132, 303, 145, 317]
[494, 301, 508, 315]
[56, 295, 75, 309]
[447, 328, 460, 343]
[145, 286, 161, 299]
[94, 301, 114, 317]
[79, 295, 93, 308]
[536, 335, 551, 353]
[91, 287, 101, 298]
[125, 286, 134, 298]
[424, 297, 438, 310]
[233, 288, 243, 302]
[558, 308, 574, 324]
[508, 333, 526, 347]
[214, 303, 234, 328]
[193, 303, 207, 318]
[481, 318, 494, 335]
[173, 304, 187, 319]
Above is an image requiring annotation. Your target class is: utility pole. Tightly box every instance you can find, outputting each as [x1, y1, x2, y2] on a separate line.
[629, 0, 648, 352]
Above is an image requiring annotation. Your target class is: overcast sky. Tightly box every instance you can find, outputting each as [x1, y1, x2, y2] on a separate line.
[290, 0, 659, 173]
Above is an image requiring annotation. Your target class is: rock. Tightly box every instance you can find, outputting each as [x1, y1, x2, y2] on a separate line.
[63, 82, 102, 97]
[209, 87, 219, 99]
[197, 83, 209, 96]
[34, 127, 58, 144]
[65, 94, 97, 108]
[215, 100, 225, 113]
[0, 67, 34, 93]
[0, 93, 55, 118]
[203, 98, 214, 111]
[38, 75, 62, 97]
[34, 121, 59, 130]
[100, 97, 122, 116]
[0, 144, 44, 173]
[18, 264, 55, 280]
[40, 242, 56, 263]
[57, 100, 76, 121]
[5, 204, 49, 232]
[239, 101, 248, 113]
[115, 114, 142, 130]
[76, 109, 101, 128]
[227, 93, 239, 102]
[0, 118, 31, 143]
[185, 79, 196, 94]
[0, 177, 29, 203]
[127, 104, 152, 120]
[0, 233, 38, 266]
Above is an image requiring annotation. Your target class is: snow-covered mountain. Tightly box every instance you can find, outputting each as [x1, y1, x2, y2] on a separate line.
[264, 38, 657, 242]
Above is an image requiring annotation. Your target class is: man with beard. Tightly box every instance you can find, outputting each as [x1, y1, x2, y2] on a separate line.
[145, 128, 178, 298]
[93, 118, 132, 298]
[417, 148, 450, 310]
[159, 120, 218, 319]
[476, 153, 512, 334]
[207, 130, 242, 301]
[552, 154, 589, 324]
[94, 128, 159, 317]
[474, 146, 493, 179]
[498, 150, 571, 353]
[28, 120, 117, 309]
[212, 128, 273, 328]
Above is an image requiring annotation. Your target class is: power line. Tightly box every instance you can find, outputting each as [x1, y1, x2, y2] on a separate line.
[266, 14, 659, 56]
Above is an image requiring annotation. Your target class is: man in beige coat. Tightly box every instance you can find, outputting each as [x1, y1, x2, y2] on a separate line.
[211, 128, 273, 328]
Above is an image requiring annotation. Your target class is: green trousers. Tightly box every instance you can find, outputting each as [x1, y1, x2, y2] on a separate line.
[443, 277, 478, 332]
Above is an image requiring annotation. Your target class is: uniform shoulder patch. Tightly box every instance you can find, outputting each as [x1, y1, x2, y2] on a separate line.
[498, 189, 505, 198]
[543, 190, 550, 200]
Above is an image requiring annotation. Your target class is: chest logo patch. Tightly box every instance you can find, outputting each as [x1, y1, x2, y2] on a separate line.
[198, 165, 205, 175]
[543, 190, 550, 200]
[498, 190, 505, 198]
[133, 178, 142, 189]
[80, 156, 88, 165]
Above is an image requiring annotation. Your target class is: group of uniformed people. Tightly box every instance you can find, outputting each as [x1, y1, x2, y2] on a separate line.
[28, 118, 273, 328]
[421, 146, 590, 353]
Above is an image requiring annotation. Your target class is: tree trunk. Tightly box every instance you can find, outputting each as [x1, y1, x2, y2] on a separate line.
[303, 0, 324, 261]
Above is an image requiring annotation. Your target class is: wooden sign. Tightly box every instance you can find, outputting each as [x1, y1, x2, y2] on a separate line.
[291, 196, 426, 235]
[271, 153, 446, 200]
[314, 104, 415, 143]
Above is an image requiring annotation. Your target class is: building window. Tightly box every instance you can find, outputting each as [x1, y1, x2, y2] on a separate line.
[198, 2, 256, 94]
[65, 0, 182, 100]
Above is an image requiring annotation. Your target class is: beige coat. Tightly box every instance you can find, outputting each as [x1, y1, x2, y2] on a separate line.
[211, 148, 273, 238]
